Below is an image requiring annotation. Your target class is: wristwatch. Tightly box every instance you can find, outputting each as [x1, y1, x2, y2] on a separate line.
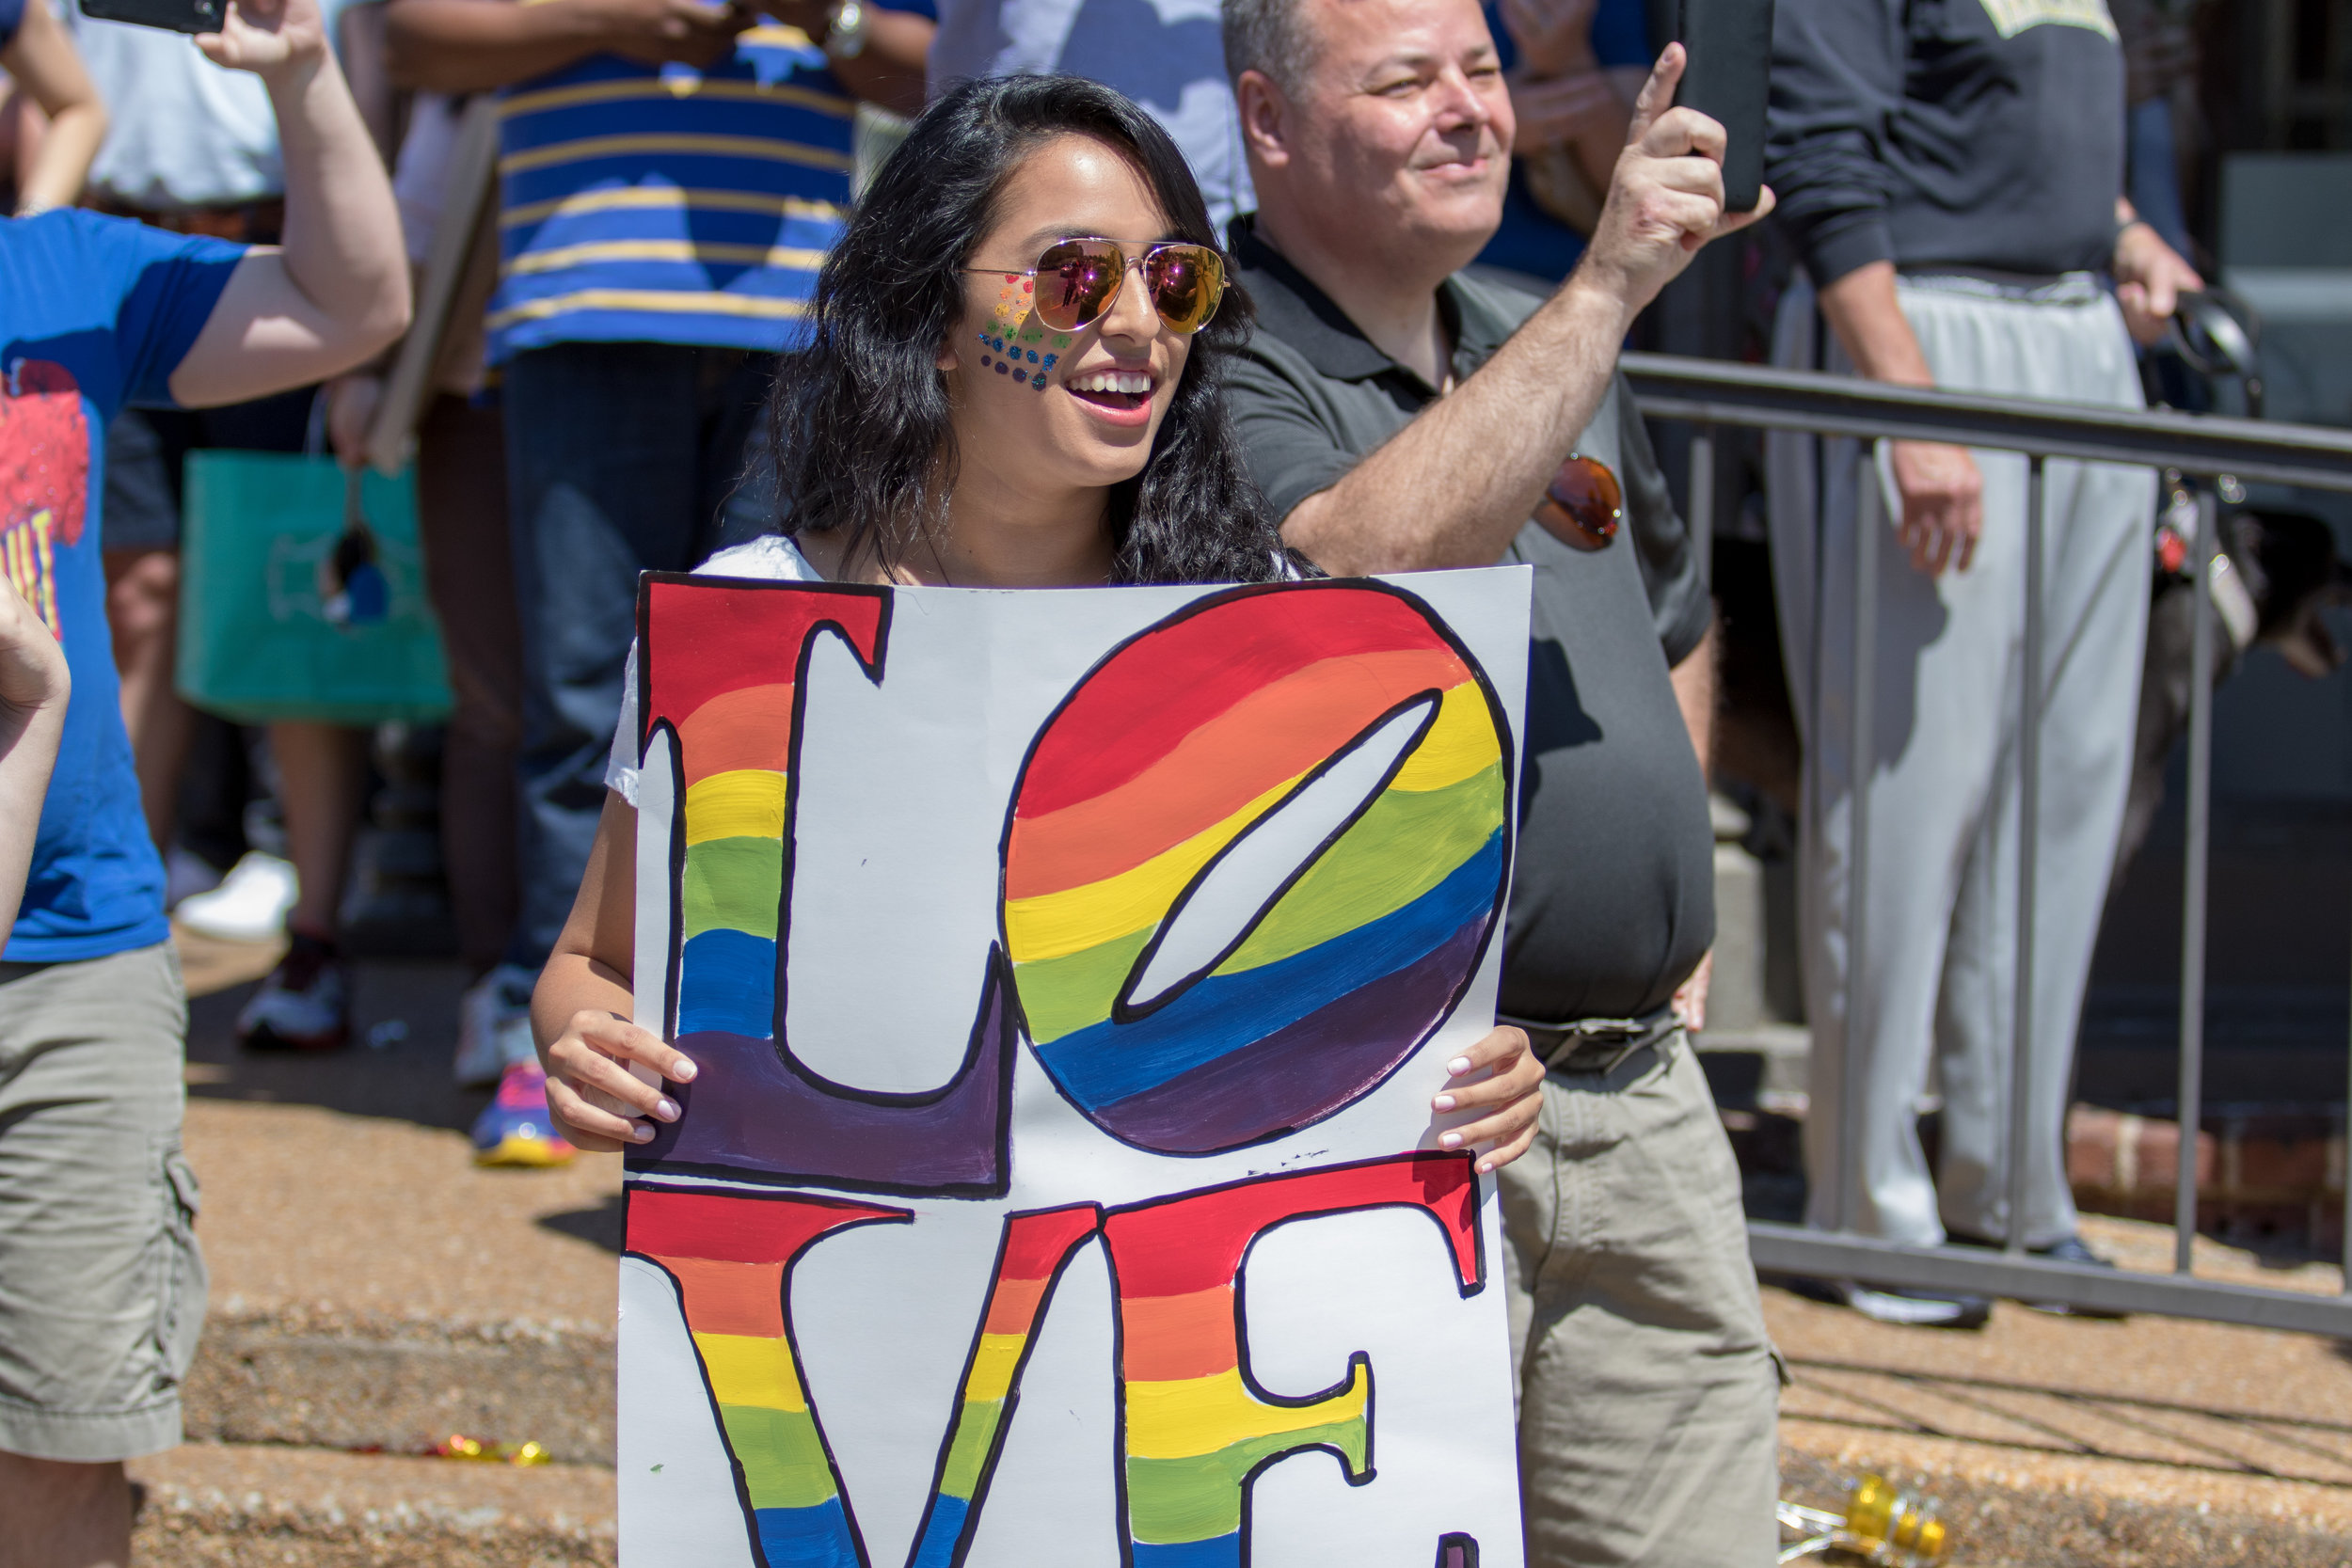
[824, 0, 868, 59]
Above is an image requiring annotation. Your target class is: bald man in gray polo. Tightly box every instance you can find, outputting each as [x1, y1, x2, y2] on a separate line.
[1219, 0, 1782, 1562]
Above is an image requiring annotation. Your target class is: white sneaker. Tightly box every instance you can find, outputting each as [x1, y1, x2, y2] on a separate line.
[174, 851, 299, 942]
[236, 936, 350, 1052]
[456, 963, 538, 1087]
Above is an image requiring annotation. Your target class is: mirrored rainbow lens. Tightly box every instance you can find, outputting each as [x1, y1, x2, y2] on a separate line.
[1034, 240, 1124, 331]
[1144, 245, 1223, 335]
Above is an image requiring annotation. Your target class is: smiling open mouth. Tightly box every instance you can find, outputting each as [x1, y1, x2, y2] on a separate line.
[1067, 368, 1153, 412]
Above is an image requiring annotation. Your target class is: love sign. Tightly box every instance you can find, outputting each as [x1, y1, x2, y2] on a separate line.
[620, 568, 1534, 1568]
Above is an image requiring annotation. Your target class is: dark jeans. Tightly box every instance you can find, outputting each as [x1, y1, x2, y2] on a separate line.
[417, 394, 523, 975]
[503, 341, 778, 970]
[103, 388, 319, 870]
[102, 388, 317, 550]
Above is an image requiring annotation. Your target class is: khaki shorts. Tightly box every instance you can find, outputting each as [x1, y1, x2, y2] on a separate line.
[1497, 1029, 1783, 1568]
[0, 943, 204, 1462]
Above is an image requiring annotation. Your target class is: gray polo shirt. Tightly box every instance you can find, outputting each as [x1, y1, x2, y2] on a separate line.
[1224, 217, 1715, 1022]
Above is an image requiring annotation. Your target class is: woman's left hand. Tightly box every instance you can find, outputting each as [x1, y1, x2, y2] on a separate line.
[1431, 1025, 1546, 1173]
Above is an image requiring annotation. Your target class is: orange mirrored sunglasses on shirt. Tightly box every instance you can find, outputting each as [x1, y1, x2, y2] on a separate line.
[962, 237, 1227, 336]
[1534, 453, 1622, 551]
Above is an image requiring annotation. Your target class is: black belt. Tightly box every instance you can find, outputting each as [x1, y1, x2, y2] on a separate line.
[88, 195, 285, 245]
[1505, 1004, 1680, 1076]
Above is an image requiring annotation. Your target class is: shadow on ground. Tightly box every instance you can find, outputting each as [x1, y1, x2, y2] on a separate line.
[539, 1194, 627, 1254]
[186, 958, 489, 1134]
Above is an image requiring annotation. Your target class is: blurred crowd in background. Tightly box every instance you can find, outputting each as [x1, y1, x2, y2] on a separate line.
[0, 0, 2250, 1160]
[3, 0, 2344, 1560]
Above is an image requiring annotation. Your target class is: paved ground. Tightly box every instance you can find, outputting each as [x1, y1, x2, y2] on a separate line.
[151, 941, 2352, 1566]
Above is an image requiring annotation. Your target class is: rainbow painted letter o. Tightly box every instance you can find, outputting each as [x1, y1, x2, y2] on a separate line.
[1003, 582, 1512, 1154]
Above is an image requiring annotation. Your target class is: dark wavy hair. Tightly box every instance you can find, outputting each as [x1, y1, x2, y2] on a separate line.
[761, 73, 1295, 585]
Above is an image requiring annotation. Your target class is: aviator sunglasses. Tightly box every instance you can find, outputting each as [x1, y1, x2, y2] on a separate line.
[1534, 453, 1622, 551]
[962, 237, 1228, 336]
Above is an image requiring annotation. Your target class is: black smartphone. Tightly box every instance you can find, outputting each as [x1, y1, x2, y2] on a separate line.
[1674, 0, 1774, 214]
[79, 0, 225, 33]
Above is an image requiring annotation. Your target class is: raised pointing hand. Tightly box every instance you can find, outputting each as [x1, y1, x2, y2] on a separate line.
[1577, 45, 1774, 317]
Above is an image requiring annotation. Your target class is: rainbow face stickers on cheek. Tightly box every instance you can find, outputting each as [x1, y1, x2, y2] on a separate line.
[971, 278, 1087, 393]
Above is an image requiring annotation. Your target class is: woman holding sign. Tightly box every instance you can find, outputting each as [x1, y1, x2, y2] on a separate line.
[527, 74, 1545, 1174]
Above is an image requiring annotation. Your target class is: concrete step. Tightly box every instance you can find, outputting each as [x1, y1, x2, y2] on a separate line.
[173, 946, 2352, 1568]
[183, 1306, 612, 1465]
[130, 1442, 613, 1567]
[130, 1433, 2352, 1568]
[180, 966, 625, 1463]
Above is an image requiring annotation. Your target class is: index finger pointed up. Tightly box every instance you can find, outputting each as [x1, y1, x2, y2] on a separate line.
[1624, 41, 1687, 148]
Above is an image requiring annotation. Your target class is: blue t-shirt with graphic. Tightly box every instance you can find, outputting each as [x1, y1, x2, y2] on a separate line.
[2, 209, 242, 960]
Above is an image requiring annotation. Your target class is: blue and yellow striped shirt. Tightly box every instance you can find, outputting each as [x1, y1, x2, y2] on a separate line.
[492, 28, 878, 361]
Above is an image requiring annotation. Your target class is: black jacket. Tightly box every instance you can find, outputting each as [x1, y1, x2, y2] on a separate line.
[1766, 0, 2127, 285]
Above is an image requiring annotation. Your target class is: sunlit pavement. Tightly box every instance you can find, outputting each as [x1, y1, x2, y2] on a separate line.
[139, 940, 2352, 1566]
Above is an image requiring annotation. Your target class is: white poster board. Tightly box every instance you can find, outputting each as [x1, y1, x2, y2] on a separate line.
[620, 569, 1534, 1568]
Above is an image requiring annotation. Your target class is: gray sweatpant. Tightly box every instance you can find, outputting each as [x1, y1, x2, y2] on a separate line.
[1766, 272, 2153, 1248]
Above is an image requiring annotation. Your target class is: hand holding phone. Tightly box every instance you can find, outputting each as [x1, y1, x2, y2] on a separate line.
[1674, 0, 1774, 214]
[80, 0, 329, 81]
[191, 0, 332, 78]
[1575, 44, 1773, 319]
[78, 0, 224, 34]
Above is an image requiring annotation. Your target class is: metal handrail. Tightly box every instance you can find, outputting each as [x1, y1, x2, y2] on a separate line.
[1627, 352, 2352, 1337]
[1623, 352, 2352, 490]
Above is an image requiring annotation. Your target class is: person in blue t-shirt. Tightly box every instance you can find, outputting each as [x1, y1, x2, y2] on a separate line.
[0, 0, 407, 1548]
[1475, 0, 1649, 287]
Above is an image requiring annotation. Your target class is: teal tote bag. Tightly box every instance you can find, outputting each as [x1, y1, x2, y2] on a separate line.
[176, 451, 454, 725]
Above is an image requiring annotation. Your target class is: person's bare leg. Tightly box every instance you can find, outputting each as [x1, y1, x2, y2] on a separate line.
[270, 721, 366, 940]
[0, 1452, 131, 1568]
[103, 547, 194, 851]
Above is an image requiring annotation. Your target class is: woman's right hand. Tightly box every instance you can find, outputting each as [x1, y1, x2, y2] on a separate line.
[542, 1009, 698, 1153]
[0, 573, 67, 723]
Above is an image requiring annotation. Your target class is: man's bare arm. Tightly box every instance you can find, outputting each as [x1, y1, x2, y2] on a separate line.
[385, 0, 742, 94]
[1664, 621, 1715, 1027]
[750, 0, 932, 115]
[166, 5, 410, 404]
[2110, 197, 2203, 346]
[1669, 618, 1713, 774]
[167, 0, 411, 407]
[1815, 259, 1982, 577]
[823, 8, 930, 114]
[3, 0, 106, 214]
[1281, 47, 1767, 575]
[1283, 280, 1629, 575]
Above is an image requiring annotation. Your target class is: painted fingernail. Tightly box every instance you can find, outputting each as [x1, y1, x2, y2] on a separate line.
[672, 1058, 698, 1081]
[1432, 1094, 1457, 1112]
[656, 1097, 681, 1121]
[1477, 1159, 1495, 1173]
[1446, 1056, 1471, 1075]
[633, 1122, 656, 1142]
[1439, 1131, 1464, 1148]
